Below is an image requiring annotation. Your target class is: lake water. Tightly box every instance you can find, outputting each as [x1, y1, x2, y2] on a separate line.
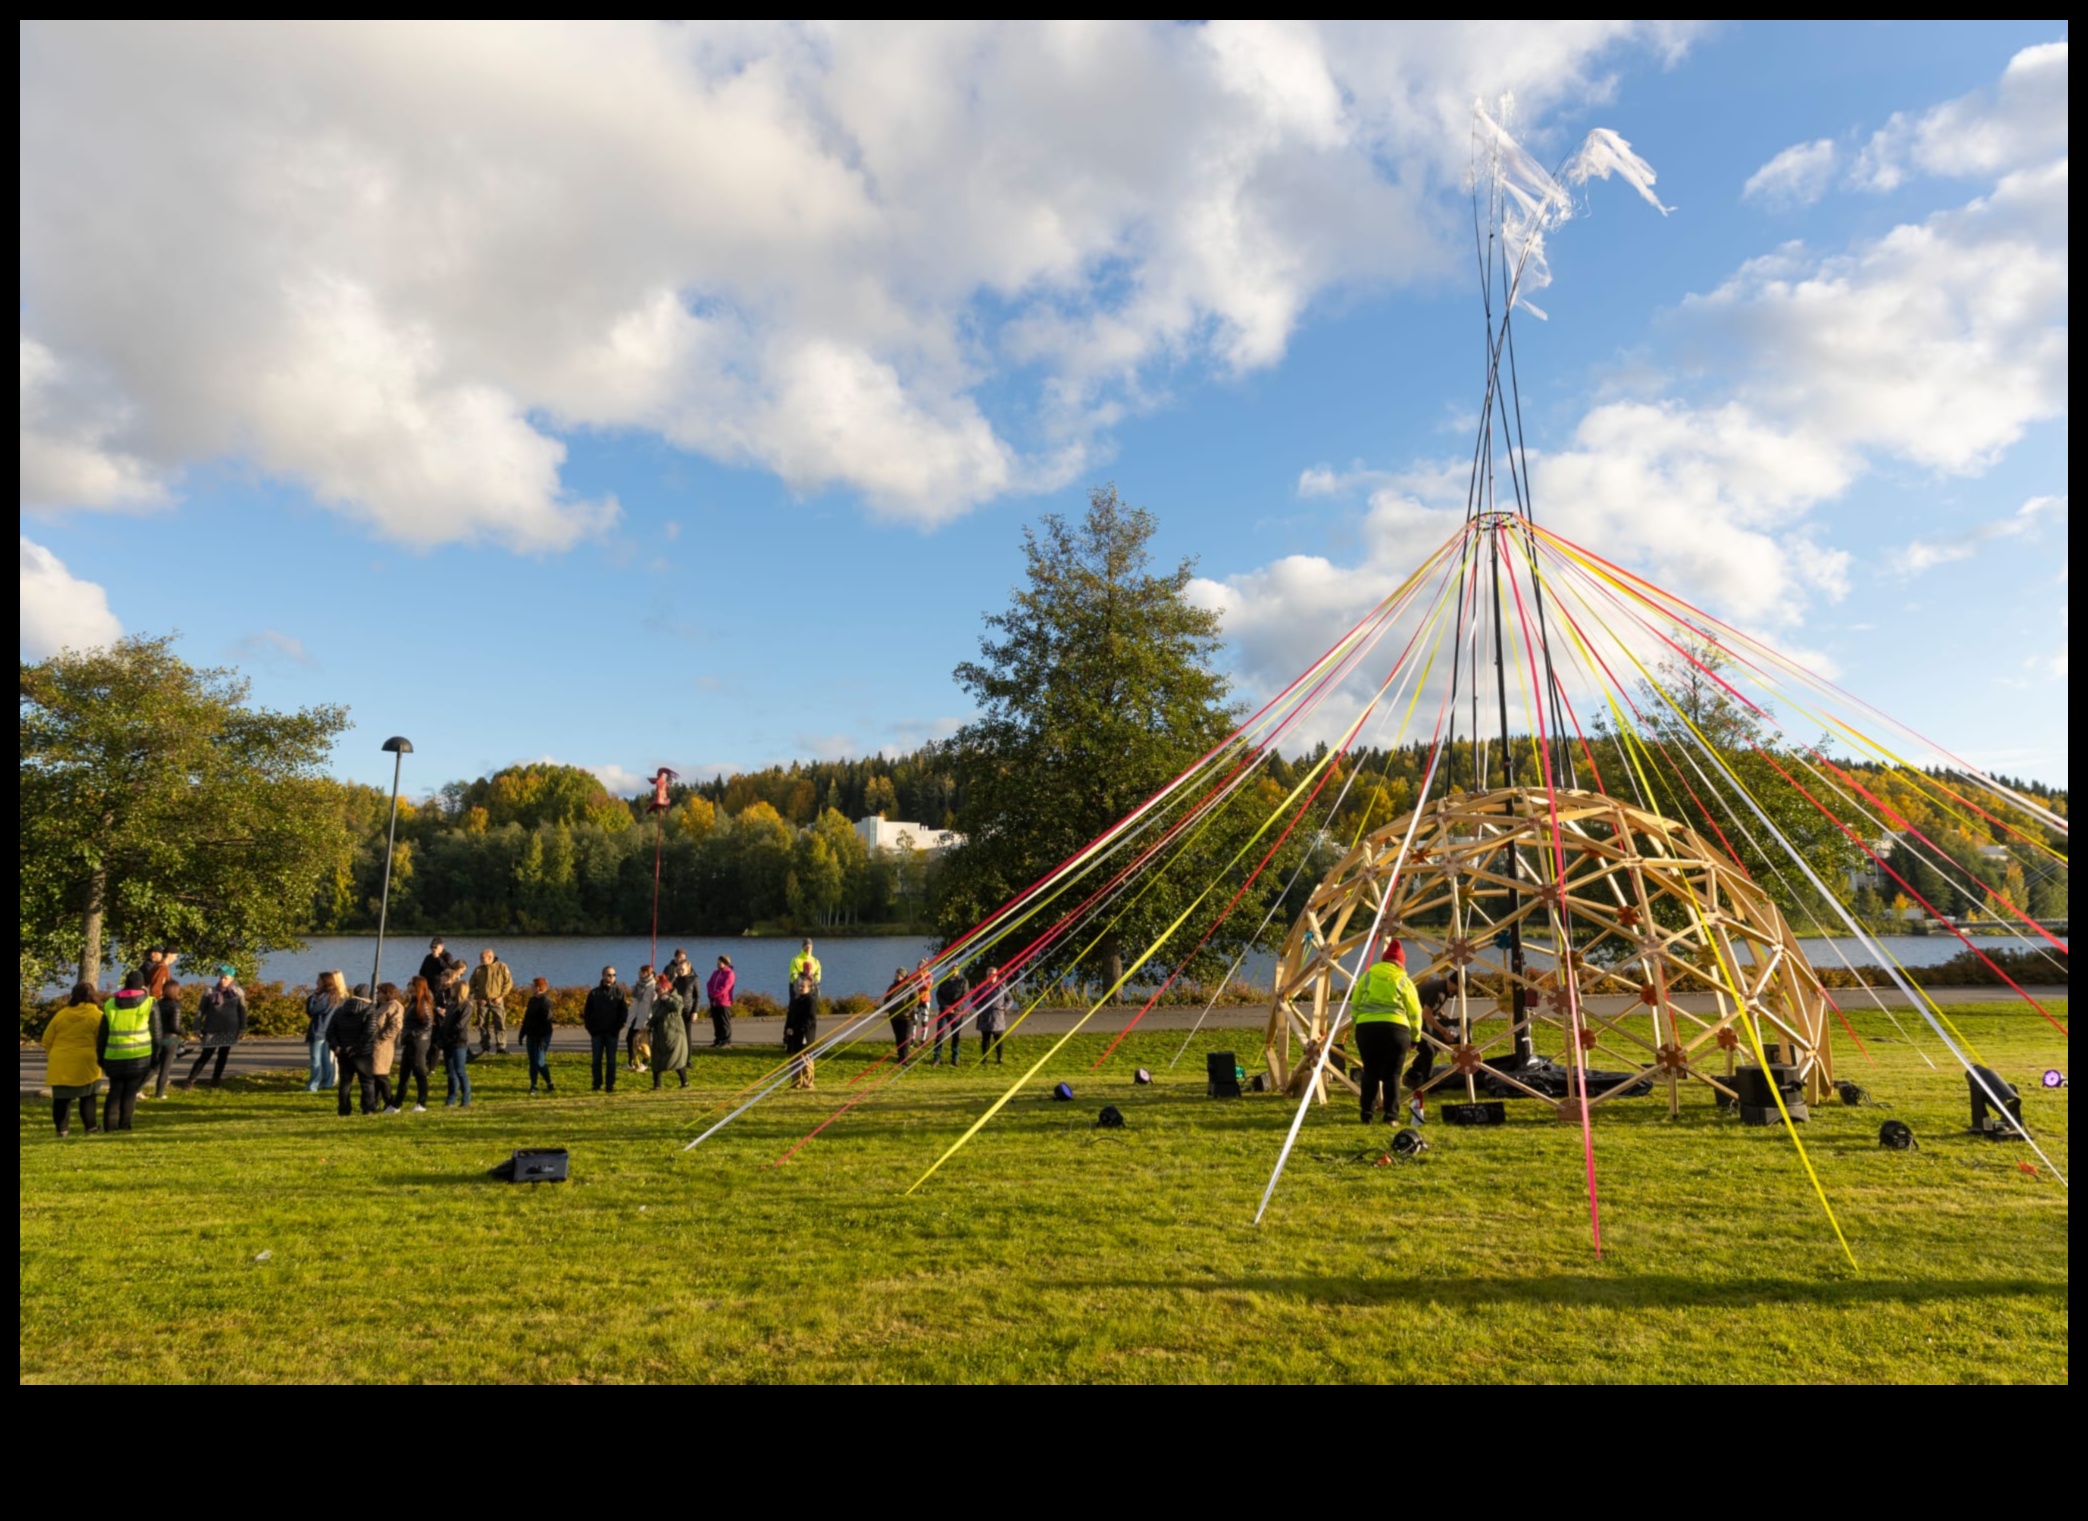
[217, 930, 2056, 997]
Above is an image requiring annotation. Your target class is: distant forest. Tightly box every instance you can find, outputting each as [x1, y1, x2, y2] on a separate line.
[311, 742, 2067, 940]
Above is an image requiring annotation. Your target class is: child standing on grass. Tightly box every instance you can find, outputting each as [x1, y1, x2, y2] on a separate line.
[42, 982, 104, 1137]
[522, 977, 557, 1094]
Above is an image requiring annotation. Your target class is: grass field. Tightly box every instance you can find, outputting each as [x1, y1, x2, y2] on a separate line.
[18, 1003, 2069, 1383]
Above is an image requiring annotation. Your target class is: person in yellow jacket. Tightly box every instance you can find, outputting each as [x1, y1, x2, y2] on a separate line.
[42, 982, 106, 1137]
[790, 939, 822, 986]
[469, 948, 514, 1056]
[1349, 936, 1422, 1126]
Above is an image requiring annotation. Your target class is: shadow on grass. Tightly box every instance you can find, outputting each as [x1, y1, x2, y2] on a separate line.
[1041, 1272, 2068, 1311]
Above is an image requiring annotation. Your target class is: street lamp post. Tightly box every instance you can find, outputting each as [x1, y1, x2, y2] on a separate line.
[370, 736, 414, 997]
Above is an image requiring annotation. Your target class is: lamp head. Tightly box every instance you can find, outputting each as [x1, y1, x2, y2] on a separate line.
[382, 736, 414, 754]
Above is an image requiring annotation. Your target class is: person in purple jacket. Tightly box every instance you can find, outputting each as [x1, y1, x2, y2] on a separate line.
[705, 955, 736, 1048]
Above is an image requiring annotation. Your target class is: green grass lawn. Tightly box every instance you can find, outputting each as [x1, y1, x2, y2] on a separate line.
[19, 1004, 2069, 1383]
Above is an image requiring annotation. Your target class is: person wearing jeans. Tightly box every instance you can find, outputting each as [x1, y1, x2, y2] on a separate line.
[433, 982, 473, 1107]
[152, 980, 187, 1098]
[581, 966, 628, 1094]
[303, 971, 344, 1094]
[521, 978, 557, 1094]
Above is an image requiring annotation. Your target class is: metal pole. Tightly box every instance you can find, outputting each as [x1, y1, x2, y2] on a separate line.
[1489, 525, 1534, 1062]
[371, 748, 404, 996]
[651, 811, 665, 973]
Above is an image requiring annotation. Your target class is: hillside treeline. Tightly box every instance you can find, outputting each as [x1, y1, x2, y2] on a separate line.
[313, 742, 2066, 939]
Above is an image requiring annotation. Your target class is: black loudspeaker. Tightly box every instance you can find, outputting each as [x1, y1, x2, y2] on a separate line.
[1733, 1065, 1804, 1108]
[1207, 1051, 1242, 1099]
[1967, 1065, 2023, 1138]
[1442, 1101, 1506, 1126]
[495, 1147, 569, 1183]
[1741, 1101, 1808, 1126]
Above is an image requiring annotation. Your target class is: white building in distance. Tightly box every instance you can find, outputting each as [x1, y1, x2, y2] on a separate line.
[855, 816, 964, 855]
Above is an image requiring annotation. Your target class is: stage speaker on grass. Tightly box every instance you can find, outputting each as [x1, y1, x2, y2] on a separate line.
[490, 1148, 569, 1183]
[1967, 1065, 2024, 1138]
[1207, 1051, 1242, 1099]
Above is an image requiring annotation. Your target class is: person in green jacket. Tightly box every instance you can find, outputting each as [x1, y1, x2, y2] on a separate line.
[1349, 936, 1422, 1126]
[649, 981, 690, 1089]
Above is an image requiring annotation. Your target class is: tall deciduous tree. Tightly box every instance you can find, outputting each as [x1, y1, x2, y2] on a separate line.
[938, 485, 1268, 993]
[20, 634, 352, 991]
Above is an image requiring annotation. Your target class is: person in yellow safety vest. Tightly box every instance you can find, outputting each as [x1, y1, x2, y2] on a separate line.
[1349, 936, 1422, 1126]
[99, 970, 163, 1133]
[789, 939, 822, 987]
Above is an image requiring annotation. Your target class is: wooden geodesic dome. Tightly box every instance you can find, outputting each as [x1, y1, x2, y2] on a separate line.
[1263, 787, 1836, 1114]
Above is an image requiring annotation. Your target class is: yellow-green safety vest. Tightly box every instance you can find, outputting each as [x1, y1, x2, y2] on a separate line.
[102, 995, 155, 1062]
[1352, 962, 1422, 1031]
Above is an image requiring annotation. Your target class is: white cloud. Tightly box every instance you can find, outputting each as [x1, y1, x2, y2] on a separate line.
[19, 20, 1692, 540]
[227, 629, 318, 669]
[794, 732, 861, 762]
[1199, 46, 2068, 737]
[20, 340, 170, 511]
[20, 536, 122, 656]
[1892, 493, 2067, 576]
[586, 763, 655, 797]
[1742, 138, 1839, 208]
[1852, 40, 2068, 190]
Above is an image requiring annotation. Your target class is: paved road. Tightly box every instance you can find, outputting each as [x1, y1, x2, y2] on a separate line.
[17, 987, 2063, 1094]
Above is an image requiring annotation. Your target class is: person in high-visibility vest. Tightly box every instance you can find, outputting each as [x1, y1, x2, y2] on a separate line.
[99, 970, 162, 1132]
[1349, 936, 1422, 1126]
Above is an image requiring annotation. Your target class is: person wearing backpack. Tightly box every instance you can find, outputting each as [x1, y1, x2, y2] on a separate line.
[328, 986, 375, 1118]
[183, 968, 247, 1089]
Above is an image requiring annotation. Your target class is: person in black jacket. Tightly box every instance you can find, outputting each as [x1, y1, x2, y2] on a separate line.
[417, 937, 448, 989]
[182, 969, 247, 1089]
[150, 979, 185, 1098]
[520, 977, 557, 1094]
[932, 969, 970, 1066]
[327, 986, 374, 1117]
[393, 976, 437, 1112]
[581, 967, 628, 1093]
[433, 968, 474, 1107]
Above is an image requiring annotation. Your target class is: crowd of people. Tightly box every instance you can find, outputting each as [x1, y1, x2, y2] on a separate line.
[39, 935, 1057, 1139]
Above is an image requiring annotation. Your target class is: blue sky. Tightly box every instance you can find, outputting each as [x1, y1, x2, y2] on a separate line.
[20, 22, 2069, 798]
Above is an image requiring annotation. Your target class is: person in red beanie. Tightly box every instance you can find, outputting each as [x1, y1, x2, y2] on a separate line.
[1349, 935, 1422, 1125]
